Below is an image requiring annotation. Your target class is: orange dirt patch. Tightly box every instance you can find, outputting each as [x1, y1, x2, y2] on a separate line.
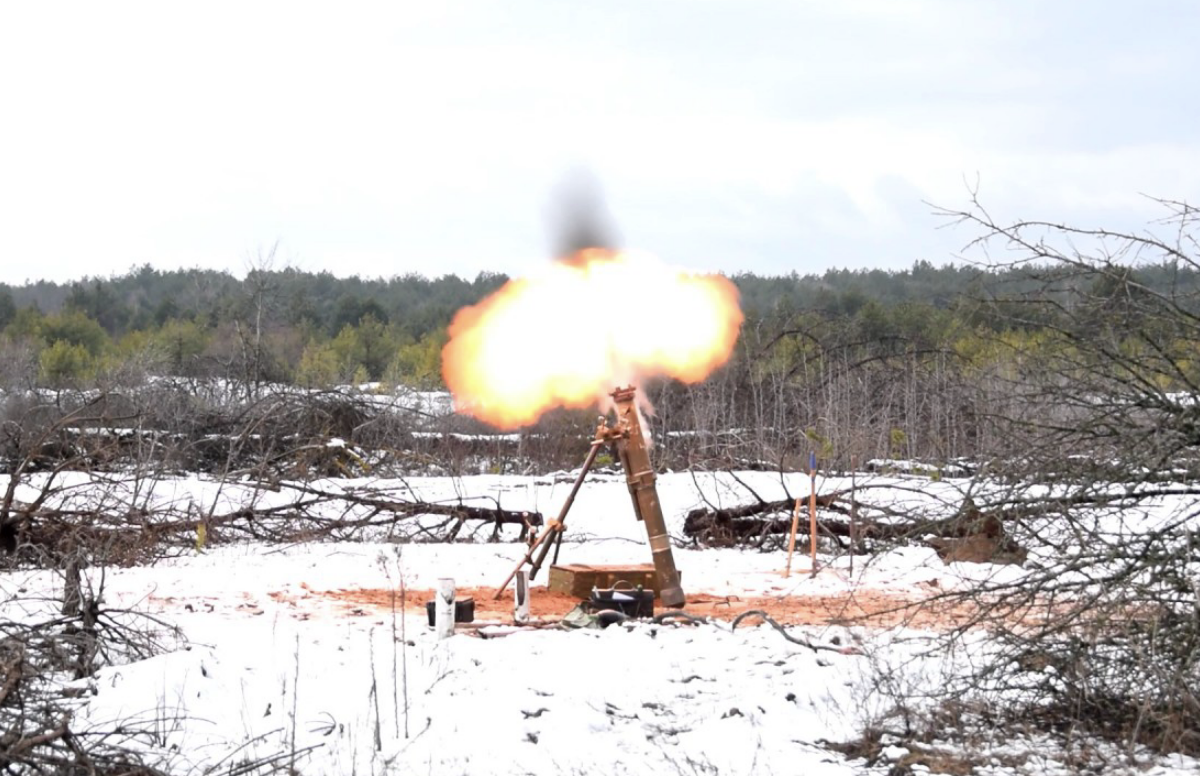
[316, 582, 981, 629]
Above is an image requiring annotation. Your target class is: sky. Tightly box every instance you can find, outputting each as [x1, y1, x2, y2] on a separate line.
[1, 1, 1197, 284]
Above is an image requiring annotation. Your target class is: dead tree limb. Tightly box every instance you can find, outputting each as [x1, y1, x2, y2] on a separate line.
[683, 492, 1027, 563]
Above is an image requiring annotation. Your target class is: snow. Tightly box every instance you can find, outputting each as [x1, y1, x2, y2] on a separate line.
[76, 610, 865, 775]
[4, 469, 1198, 774]
[42, 534, 871, 774]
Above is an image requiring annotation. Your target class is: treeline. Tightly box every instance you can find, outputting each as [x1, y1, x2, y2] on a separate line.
[0, 265, 510, 390]
[9, 258, 1198, 340]
[2, 258, 1199, 470]
[663, 255, 1200, 469]
[1, 265, 510, 340]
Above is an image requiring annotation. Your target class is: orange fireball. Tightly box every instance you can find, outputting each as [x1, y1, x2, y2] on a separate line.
[441, 248, 743, 428]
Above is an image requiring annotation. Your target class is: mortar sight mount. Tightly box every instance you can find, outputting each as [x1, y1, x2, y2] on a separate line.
[494, 385, 686, 609]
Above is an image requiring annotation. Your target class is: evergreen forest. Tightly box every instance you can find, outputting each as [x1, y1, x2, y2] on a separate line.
[2, 251, 1198, 469]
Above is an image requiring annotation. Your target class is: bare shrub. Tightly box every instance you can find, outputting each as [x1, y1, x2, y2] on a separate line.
[901, 196, 1200, 758]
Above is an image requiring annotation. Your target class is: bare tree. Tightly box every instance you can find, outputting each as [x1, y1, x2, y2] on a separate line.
[901, 196, 1200, 758]
[233, 243, 286, 399]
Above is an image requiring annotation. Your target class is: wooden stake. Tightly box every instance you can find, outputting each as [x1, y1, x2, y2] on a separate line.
[809, 451, 818, 578]
[784, 496, 802, 577]
[849, 454, 857, 577]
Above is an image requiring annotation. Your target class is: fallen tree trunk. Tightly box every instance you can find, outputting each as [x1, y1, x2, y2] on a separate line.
[4, 484, 545, 565]
[683, 494, 1026, 563]
[684, 493, 849, 524]
[682, 492, 852, 546]
[278, 482, 543, 532]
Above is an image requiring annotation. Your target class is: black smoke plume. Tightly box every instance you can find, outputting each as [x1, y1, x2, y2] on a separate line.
[546, 168, 621, 260]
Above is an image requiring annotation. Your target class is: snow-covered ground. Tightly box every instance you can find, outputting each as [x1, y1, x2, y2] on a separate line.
[3, 470, 1198, 774]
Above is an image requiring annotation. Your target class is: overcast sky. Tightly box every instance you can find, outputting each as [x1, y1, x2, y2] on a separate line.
[1, 1, 1197, 284]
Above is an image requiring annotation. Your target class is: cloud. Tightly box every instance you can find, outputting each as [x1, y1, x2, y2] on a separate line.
[0, 1, 1197, 282]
